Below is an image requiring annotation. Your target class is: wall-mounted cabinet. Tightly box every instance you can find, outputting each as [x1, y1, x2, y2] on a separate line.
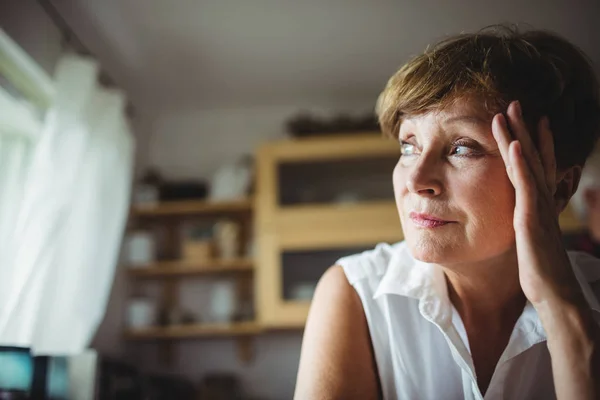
[255, 134, 403, 328]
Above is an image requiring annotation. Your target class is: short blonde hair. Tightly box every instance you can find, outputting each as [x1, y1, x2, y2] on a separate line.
[376, 25, 600, 169]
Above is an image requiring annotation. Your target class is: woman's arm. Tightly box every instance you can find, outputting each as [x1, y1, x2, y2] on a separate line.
[538, 298, 600, 399]
[294, 265, 380, 400]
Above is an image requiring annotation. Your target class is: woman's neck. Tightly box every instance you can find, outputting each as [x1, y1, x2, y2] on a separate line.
[441, 250, 527, 395]
[442, 250, 526, 326]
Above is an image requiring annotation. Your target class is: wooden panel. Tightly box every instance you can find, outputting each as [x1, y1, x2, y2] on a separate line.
[133, 198, 253, 217]
[128, 258, 253, 278]
[125, 321, 262, 340]
[255, 144, 281, 326]
[255, 147, 278, 229]
[255, 232, 282, 326]
[275, 201, 403, 250]
[262, 134, 398, 162]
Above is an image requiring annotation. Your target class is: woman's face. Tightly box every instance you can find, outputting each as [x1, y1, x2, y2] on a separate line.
[394, 99, 516, 265]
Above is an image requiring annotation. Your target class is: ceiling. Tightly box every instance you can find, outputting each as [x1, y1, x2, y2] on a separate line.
[53, 0, 600, 113]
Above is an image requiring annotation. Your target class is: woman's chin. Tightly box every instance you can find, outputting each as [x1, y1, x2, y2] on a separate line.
[406, 238, 458, 264]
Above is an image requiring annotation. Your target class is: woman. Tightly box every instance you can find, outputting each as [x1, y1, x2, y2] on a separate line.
[295, 26, 600, 400]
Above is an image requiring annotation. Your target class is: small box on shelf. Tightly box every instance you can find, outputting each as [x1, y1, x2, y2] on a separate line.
[181, 238, 214, 262]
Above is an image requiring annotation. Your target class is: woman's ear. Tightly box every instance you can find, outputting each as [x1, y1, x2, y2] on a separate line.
[554, 165, 582, 214]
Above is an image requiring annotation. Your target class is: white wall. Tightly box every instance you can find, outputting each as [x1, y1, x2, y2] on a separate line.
[146, 101, 375, 180]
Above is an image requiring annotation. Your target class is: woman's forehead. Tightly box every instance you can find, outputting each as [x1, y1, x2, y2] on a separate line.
[402, 99, 494, 128]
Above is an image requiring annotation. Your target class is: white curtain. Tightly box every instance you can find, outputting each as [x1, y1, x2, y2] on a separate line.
[0, 54, 134, 355]
[0, 88, 38, 255]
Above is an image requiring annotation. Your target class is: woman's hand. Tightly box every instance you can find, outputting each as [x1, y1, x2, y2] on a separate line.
[492, 100, 599, 400]
[491, 100, 580, 306]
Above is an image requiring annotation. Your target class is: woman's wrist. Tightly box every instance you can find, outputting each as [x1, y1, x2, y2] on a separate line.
[536, 296, 596, 351]
[537, 297, 599, 399]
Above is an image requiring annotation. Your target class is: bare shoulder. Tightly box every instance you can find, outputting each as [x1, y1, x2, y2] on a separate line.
[294, 265, 380, 400]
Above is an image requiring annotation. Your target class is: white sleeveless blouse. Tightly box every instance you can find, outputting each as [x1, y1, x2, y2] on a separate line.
[337, 242, 600, 400]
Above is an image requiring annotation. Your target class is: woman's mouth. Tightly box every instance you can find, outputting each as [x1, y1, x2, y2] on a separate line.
[409, 212, 453, 228]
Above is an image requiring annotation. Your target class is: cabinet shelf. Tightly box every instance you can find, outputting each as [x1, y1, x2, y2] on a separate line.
[125, 321, 262, 340]
[127, 258, 254, 278]
[132, 198, 253, 217]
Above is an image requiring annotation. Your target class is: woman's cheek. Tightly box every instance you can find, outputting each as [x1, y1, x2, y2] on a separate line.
[453, 161, 515, 224]
[392, 160, 409, 195]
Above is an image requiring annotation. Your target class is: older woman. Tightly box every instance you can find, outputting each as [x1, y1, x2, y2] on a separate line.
[295, 26, 600, 400]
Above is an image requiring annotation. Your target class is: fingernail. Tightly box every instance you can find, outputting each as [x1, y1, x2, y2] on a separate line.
[514, 101, 522, 117]
[497, 113, 507, 128]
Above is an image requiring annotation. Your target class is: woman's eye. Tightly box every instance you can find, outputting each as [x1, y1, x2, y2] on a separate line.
[450, 145, 476, 157]
[400, 141, 418, 156]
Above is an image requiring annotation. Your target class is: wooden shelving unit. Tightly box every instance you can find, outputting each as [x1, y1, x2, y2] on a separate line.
[132, 198, 253, 217]
[126, 196, 257, 362]
[128, 258, 254, 278]
[125, 321, 262, 340]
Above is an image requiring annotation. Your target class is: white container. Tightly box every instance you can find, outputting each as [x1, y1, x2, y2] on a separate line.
[213, 220, 240, 260]
[123, 231, 155, 267]
[209, 281, 237, 323]
[133, 184, 159, 206]
[126, 297, 156, 328]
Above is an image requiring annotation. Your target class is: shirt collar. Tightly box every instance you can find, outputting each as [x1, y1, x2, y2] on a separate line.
[373, 243, 445, 300]
[373, 244, 453, 326]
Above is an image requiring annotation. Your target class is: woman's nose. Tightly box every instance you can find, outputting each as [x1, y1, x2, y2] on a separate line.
[406, 157, 443, 196]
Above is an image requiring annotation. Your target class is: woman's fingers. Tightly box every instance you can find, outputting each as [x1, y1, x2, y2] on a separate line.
[492, 113, 517, 186]
[509, 140, 537, 222]
[537, 117, 557, 195]
[493, 103, 557, 199]
[492, 114, 511, 162]
[505, 101, 547, 190]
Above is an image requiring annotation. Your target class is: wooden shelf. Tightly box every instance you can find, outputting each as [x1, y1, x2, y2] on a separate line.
[127, 258, 254, 278]
[132, 198, 253, 217]
[125, 321, 262, 340]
